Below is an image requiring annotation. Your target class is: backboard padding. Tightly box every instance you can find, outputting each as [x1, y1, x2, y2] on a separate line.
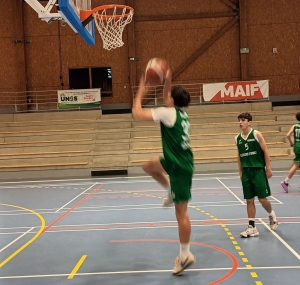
[58, 0, 95, 45]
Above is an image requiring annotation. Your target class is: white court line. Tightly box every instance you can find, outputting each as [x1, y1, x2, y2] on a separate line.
[0, 174, 291, 189]
[55, 183, 98, 213]
[0, 265, 300, 279]
[0, 227, 34, 253]
[0, 201, 283, 217]
[0, 170, 291, 186]
[215, 178, 245, 205]
[270, 195, 284, 204]
[259, 218, 300, 261]
[2, 219, 300, 235]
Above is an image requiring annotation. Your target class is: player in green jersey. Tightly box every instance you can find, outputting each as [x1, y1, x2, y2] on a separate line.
[235, 112, 278, 238]
[280, 112, 300, 192]
[132, 63, 195, 275]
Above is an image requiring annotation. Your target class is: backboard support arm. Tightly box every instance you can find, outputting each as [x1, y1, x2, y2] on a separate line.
[24, 0, 63, 23]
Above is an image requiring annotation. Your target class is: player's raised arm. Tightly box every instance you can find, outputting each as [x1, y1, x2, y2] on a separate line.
[132, 76, 153, 121]
[163, 68, 172, 106]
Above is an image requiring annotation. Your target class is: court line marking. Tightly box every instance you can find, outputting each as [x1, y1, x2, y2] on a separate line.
[42, 184, 103, 234]
[215, 178, 245, 205]
[0, 227, 34, 253]
[3, 215, 300, 234]
[0, 265, 299, 279]
[0, 202, 283, 217]
[0, 169, 290, 182]
[259, 218, 300, 261]
[68, 255, 87, 279]
[55, 183, 98, 212]
[0, 204, 45, 268]
[0, 171, 290, 186]
[11, 219, 300, 234]
[269, 195, 284, 204]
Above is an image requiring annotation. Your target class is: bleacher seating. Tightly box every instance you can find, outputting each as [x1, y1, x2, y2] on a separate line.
[0, 102, 298, 180]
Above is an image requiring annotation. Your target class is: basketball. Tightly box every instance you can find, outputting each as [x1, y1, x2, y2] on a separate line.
[145, 58, 168, 86]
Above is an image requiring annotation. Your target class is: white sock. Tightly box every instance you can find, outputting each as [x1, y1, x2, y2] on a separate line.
[180, 243, 190, 260]
[268, 210, 275, 217]
[284, 177, 289, 183]
[164, 185, 171, 198]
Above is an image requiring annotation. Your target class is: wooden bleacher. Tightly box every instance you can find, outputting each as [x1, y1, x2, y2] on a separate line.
[0, 102, 298, 179]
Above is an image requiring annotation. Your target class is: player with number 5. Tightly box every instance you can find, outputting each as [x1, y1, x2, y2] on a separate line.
[132, 60, 195, 275]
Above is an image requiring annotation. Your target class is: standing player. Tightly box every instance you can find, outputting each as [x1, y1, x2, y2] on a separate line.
[280, 112, 300, 192]
[235, 112, 278, 238]
[132, 63, 195, 275]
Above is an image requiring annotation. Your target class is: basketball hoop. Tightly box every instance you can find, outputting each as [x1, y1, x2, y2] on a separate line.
[81, 5, 134, 50]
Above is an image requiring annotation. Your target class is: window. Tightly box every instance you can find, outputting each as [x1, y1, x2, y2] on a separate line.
[69, 67, 112, 97]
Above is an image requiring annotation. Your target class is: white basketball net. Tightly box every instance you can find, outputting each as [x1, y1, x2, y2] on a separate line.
[93, 6, 134, 50]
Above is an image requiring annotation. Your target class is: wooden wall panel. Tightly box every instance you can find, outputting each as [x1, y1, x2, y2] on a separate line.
[135, 0, 229, 16]
[272, 0, 299, 24]
[0, 38, 17, 90]
[272, 75, 299, 96]
[247, 0, 273, 25]
[1, 1, 14, 37]
[248, 24, 274, 77]
[272, 23, 298, 75]
[25, 36, 61, 89]
[0, 0, 300, 106]
[23, 4, 58, 36]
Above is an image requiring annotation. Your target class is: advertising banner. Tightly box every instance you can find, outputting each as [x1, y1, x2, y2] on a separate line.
[57, 89, 101, 109]
[203, 80, 269, 102]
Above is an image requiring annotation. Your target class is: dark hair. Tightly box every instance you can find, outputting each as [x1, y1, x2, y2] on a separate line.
[238, 112, 252, 121]
[171, 85, 190, 107]
[296, 112, 300, 121]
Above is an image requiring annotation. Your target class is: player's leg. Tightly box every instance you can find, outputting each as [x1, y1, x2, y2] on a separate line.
[142, 157, 172, 205]
[240, 168, 259, 237]
[170, 172, 195, 275]
[281, 155, 300, 192]
[255, 168, 278, 230]
[142, 156, 169, 188]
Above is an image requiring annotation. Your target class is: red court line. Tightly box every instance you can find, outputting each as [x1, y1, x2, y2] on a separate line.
[110, 239, 238, 284]
[41, 184, 103, 234]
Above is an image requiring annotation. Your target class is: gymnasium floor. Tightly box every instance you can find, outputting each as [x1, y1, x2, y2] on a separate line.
[0, 171, 299, 285]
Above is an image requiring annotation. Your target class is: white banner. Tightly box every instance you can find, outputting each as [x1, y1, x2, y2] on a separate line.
[57, 89, 101, 108]
[203, 80, 269, 102]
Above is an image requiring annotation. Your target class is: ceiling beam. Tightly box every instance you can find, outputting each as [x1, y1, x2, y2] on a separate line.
[219, 0, 238, 10]
[239, 0, 248, 80]
[135, 11, 237, 22]
[172, 17, 239, 80]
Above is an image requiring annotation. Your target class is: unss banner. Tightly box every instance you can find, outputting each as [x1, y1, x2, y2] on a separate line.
[57, 89, 101, 109]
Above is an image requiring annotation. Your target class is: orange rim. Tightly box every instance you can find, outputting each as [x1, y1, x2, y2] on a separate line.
[80, 4, 134, 22]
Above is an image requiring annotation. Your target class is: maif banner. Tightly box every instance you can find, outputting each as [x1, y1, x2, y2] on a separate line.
[57, 89, 101, 109]
[203, 80, 269, 102]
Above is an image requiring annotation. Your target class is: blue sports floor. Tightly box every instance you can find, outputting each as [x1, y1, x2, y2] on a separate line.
[0, 171, 299, 285]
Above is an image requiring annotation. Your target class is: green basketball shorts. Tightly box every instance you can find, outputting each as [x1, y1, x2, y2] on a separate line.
[293, 144, 300, 163]
[160, 156, 193, 203]
[241, 167, 271, 199]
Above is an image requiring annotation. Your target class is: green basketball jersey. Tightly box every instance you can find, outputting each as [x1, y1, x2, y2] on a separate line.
[294, 123, 300, 153]
[160, 108, 194, 172]
[236, 129, 265, 168]
[294, 124, 300, 144]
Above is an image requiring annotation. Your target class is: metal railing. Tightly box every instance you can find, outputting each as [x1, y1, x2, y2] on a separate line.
[0, 90, 101, 113]
[131, 82, 269, 107]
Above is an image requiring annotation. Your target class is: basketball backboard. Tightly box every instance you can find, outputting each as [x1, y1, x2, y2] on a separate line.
[24, 1, 133, 48]
[57, 0, 95, 45]
[24, 0, 95, 45]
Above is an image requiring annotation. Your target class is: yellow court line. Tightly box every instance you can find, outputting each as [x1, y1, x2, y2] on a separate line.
[0, 203, 45, 267]
[68, 255, 87, 279]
